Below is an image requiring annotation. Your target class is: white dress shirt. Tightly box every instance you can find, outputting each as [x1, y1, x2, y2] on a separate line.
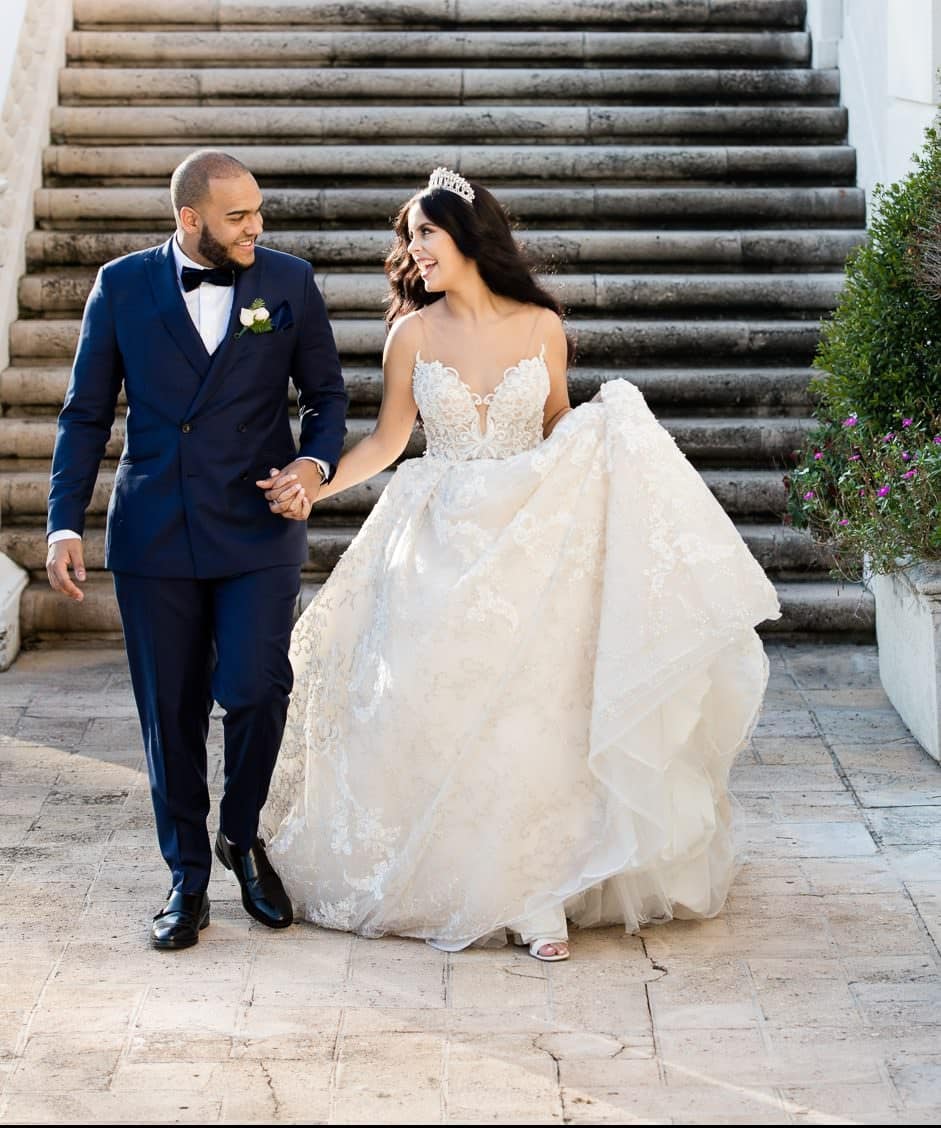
[49, 236, 328, 545]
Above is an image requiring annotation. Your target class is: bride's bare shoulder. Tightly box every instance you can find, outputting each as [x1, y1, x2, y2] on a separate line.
[384, 310, 426, 360]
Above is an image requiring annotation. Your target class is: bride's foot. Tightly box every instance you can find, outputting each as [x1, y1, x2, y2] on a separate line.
[529, 938, 570, 962]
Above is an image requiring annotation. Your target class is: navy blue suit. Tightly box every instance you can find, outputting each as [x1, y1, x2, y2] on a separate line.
[48, 238, 348, 892]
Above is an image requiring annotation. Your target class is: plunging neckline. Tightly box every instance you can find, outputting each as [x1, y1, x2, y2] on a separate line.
[415, 350, 545, 432]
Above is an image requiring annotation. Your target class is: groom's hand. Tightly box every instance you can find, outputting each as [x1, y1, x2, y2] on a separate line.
[46, 537, 87, 602]
[256, 461, 320, 521]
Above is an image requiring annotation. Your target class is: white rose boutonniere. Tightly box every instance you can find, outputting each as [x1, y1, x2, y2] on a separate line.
[236, 297, 273, 338]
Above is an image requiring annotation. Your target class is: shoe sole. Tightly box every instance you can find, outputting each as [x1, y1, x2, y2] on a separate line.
[214, 840, 293, 930]
[151, 910, 211, 950]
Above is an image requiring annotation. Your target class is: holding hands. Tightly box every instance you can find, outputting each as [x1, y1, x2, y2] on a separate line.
[256, 459, 324, 521]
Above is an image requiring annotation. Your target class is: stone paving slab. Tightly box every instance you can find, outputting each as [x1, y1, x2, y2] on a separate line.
[1, 642, 940, 1124]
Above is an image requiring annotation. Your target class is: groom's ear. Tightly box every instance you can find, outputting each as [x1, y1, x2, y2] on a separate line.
[178, 205, 200, 235]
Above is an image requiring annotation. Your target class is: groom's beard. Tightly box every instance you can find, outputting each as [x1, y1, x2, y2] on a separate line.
[197, 224, 250, 272]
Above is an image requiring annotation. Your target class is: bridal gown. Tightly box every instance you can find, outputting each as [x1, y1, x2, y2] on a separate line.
[260, 347, 781, 948]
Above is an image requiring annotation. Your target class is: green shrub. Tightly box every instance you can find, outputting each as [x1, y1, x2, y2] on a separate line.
[789, 125, 941, 573]
[814, 127, 941, 424]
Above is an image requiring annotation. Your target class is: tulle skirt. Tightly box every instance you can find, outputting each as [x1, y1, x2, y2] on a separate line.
[261, 380, 781, 947]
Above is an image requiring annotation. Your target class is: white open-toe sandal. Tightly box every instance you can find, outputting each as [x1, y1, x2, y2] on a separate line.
[514, 934, 570, 962]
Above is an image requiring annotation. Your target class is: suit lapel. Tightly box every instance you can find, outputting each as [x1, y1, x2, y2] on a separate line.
[186, 256, 263, 418]
[147, 237, 212, 381]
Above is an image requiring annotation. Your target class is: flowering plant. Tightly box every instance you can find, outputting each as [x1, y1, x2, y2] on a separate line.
[787, 411, 941, 579]
[236, 297, 273, 338]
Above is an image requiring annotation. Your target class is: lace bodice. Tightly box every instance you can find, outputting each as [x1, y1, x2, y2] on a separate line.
[412, 350, 550, 461]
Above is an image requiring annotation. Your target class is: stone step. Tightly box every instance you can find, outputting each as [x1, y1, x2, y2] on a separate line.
[0, 519, 833, 576]
[24, 229, 863, 269]
[42, 144, 857, 185]
[32, 185, 867, 228]
[50, 105, 849, 145]
[0, 364, 818, 411]
[66, 30, 812, 67]
[9, 317, 824, 365]
[0, 412, 814, 468]
[59, 67, 841, 107]
[18, 270, 845, 316]
[0, 467, 789, 521]
[72, 0, 808, 30]
[17, 576, 874, 643]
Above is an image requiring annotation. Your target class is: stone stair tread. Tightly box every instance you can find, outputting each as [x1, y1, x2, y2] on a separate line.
[59, 66, 841, 105]
[0, 413, 813, 465]
[17, 575, 868, 642]
[42, 144, 858, 184]
[0, 518, 833, 574]
[0, 363, 820, 409]
[33, 185, 866, 226]
[17, 269, 847, 315]
[72, 0, 807, 29]
[67, 30, 812, 67]
[50, 105, 850, 144]
[0, 466, 790, 518]
[24, 229, 864, 268]
[9, 318, 826, 367]
[9, 317, 827, 368]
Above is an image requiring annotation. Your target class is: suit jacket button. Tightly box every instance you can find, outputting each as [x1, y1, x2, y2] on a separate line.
[240, 472, 248, 481]
[237, 423, 247, 432]
[181, 423, 192, 433]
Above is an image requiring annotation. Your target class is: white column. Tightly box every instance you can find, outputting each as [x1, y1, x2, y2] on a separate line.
[811, 0, 941, 217]
[885, 0, 941, 184]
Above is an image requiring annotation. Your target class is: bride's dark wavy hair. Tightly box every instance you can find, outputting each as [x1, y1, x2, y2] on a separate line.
[385, 179, 573, 358]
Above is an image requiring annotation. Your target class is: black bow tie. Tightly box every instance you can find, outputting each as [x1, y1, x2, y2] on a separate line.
[181, 265, 235, 292]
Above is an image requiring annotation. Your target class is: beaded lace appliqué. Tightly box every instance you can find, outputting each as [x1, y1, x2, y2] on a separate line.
[412, 349, 550, 462]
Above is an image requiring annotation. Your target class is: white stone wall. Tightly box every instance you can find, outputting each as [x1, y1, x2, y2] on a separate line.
[808, 0, 941, 217]
[0, 0, 74, 373]
[0, 0, 73, 666]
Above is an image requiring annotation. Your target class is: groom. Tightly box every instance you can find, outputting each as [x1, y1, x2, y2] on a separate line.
[45, 150, 348, 949]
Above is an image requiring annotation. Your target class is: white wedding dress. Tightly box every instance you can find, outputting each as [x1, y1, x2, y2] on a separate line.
[260, 348, 781, 948]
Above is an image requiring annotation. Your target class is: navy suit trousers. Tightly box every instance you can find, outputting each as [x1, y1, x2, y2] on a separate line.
[113, 565, 301, 893]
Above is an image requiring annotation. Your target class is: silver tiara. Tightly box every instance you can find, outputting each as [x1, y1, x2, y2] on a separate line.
[428, 167, 475, 204]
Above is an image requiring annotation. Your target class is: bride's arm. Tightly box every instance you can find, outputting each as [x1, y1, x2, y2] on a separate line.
[315, 315, 421, 502]
[541, 312, 573, 438]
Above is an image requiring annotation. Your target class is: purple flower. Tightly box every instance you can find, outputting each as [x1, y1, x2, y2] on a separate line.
[839, 519, 849, 526]
[883, 432, 895, 442]
[803, 491, 816, 500]
[842, 415, 858, 428]
[858, 488, 866, 497]
[902, 469, 918, 479]
[849, 453, 861, 461]
[902, 451, 912, 461]
[813, 451, 823, 460]
[902, 418, 913, 427]
[934, 436, 941, 445]
[877, 484, 891, 497]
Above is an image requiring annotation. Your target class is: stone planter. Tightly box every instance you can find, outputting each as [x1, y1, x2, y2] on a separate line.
[870, 562, 941, 762]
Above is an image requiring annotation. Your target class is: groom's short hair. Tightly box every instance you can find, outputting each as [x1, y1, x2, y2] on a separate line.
[171, 150, 252, 215]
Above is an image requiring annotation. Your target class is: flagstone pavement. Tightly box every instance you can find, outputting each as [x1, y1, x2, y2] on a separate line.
[1, 641, 940, 1125]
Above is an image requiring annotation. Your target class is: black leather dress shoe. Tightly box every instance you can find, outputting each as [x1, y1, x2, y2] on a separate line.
[151, 889, 210, 950]
[214, 831, 293, 929]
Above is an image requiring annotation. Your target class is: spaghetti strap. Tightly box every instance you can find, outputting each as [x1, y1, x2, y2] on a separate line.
[524, 307, 545, 359]
[414, 308, 429, 366]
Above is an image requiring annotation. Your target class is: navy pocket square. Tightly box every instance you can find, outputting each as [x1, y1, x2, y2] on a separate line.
[270, 301, 294, 332]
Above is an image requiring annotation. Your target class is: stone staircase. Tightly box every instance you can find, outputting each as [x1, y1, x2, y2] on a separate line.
[0, 0, 875, 642]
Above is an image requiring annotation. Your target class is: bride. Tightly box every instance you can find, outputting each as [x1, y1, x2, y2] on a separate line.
[260, 168, 781, 961]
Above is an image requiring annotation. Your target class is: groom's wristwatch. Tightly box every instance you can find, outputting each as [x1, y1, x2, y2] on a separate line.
[298, 456, 329, 486]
